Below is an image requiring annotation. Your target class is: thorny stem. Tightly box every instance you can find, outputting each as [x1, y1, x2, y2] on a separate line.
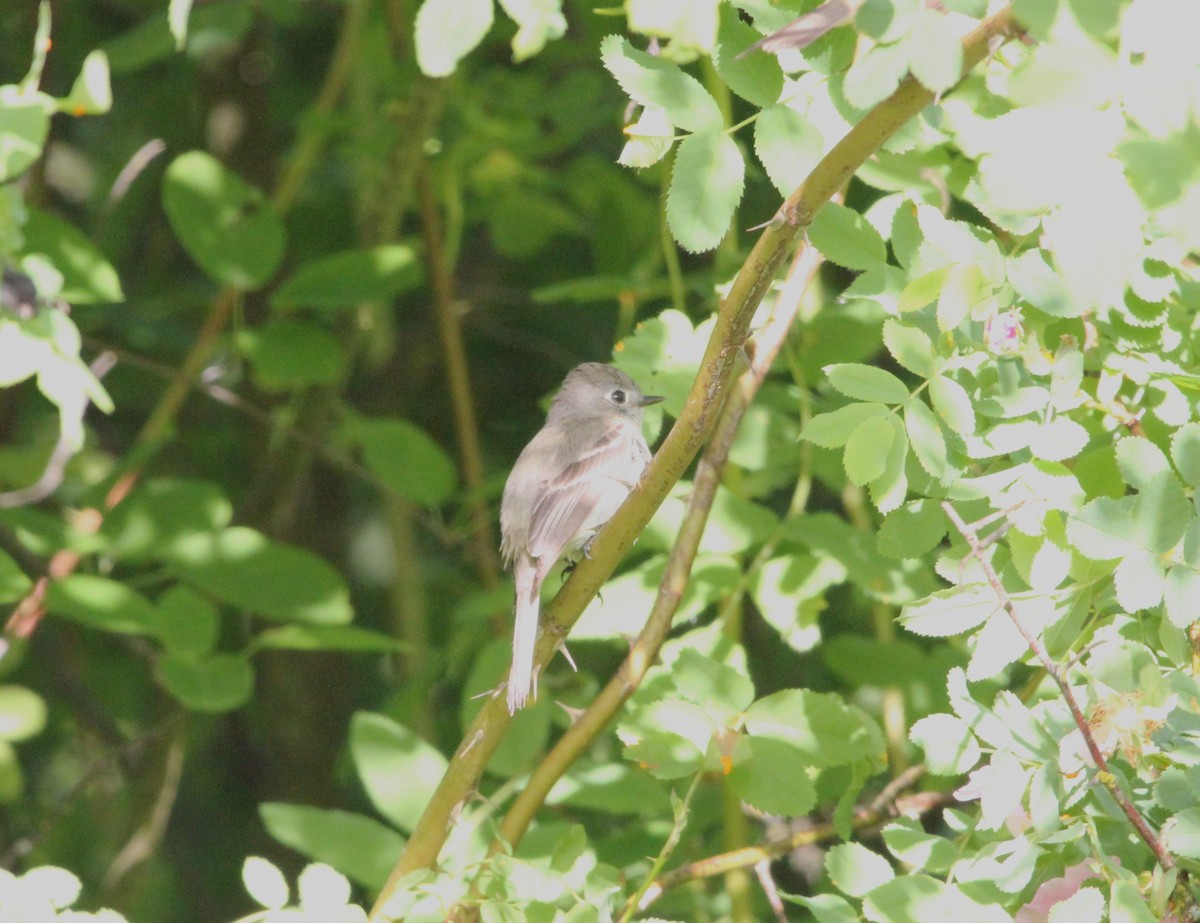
[940, 501, 1177, 873]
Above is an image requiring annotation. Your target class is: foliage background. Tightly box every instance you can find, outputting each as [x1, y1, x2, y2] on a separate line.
[2, 0, 1200, 921]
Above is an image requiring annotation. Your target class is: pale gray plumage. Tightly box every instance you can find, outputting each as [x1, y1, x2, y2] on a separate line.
[500, 363, 661, 713]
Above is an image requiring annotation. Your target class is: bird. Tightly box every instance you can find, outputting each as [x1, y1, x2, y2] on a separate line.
[500, 363, 662, 714]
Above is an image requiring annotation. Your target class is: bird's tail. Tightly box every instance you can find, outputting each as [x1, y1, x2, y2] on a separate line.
[507, 566, 540, 714]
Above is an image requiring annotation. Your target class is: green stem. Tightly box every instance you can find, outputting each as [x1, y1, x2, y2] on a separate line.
[619, 771, 704, 923]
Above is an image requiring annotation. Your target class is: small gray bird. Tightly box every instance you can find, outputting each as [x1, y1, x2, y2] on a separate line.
[500, 363, 662, 714]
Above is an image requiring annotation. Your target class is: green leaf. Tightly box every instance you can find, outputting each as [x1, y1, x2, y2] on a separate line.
[1109, 880, 1158, 923]
[270, 245, 421, 311]
[0, 685, 47, 742]
[414, 0, 493, 77]
[1171, 422, 1200, 487]
[238, 320, 345, 391]
[1008, 248, 1081, 318]
[842, 40, 909, 110]
[157, 652, 254, 712]
[0, 87, 52, 182]
[752, 554, 846, 653]
[0, 548, 33, 603]
[547, 761, 671, 815]
[899, 584, 998, 637]
[744, 689, 884, 769]
[754, 104, 823, 196]
[713, 5, 783, 106]
[254, 624, 408, 654]
[809, 203, 888, 271]
[672, 649, 755, 714]
[883, 320, 935, 378]
[167, 526, 352, 625]
[1165, 807, 1200, 860]
[497, 0, 567, 61]
[617, 105, 674, 168]
[825, 364, 909, 403]
[350, 712, 447, 834]
[729, 737, 817, 816]
[163, 151, 284, 289]
[898, 265, 951, 314]
[103, 478, 233, 563]
[882, 819, 957, 873]
[22, 208, 123, 303]
[61, 50, 112, 115]
[910, 713, 980, 774]
[877, 500, 947, 559]
[600, 36, 722, 132]
[155, 585, 220, 655]
[869, 412, 909, 514]
[905, 10, 963, 94]
[928, 375, 975, 434]
[46, 574, 160, 635]
[259, 803, 405, 890]
[782, 893, 858, 923]
[904, 399, 953, 482]
[168, 0, 194, 50]
[825, 842, 894, 898]
[351, 417, 458, 505]
[802, 402, 890, 448]
[666, 130, 745, 254]
[627, 0, 719, 50]
[845, 415, 895, 485]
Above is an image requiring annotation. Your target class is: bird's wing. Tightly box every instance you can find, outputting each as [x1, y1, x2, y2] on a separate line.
[526, 422, 639, 569]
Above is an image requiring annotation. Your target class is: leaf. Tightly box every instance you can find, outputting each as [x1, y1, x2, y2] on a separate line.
[809, 203, 888, 271]
[754, 104, 823, 195]
[600, 36, 722, 132]
[1008, 248, 1081, 318]
[882, 820, 957, 873]
[351, 417, 458, 505]
[168, 0, 194, 50]
[729, 738, 817, 816]
[271, 245, 422, 311]
[928, 375, 976, 434]
[618, 105, 674, 168]
[845, 414, 895, 485]
[46, 574, 160, 635]
[163, 151, 284, 288]
[103, 478, 233, 562]
[666, 130, 745, 253]
[414, 0, 494, 77]
[238, 320, 346, 391]
[0, 548, 32, 604]
[254, 624, 408, 654]
[802, 402, 890, 448]
[825, 364, 909, 403]
[910, 713, 980, 774]
[1028, 417, 1089, 462]
[672, 649, 756, 714]
[752, 554, 845, 653]
[1171, 422, 1200, 487]
[0, 87, 52, 182]
[883, 320, 935, 377]
[714, 5, 783, 106]
[0, 685, 47, 742]
[1109, 880, 1158, 923]
[497, 0, 567, 61]
[157, 652, 254, 713]
[21, 208, 123, 303]
[242, 856, 289, 911]
[155, 585, 220, 655]
[898, 265, 951, 313]
[877, 500, 947, 559]
[899, 585, 999, 637]
[744, 689, 884, 769]
[350, 712, 447, 834]
[259, 803, 405, 890]
[905, 9, 963, 94]
[825, 842, 894, 897]
[842, 40, 910, 110]
[782, 893, 858, 923]
[61, 50, 112, 115]
[870, 412, 910, 514]
[167, 526, 352, 625]
[904, 399, 953, 482]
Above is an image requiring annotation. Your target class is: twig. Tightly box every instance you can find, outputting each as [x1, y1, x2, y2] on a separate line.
[417, 166, 500, 593]
[639, 771, 946, 909]
[618, 771, 703, 923]
[940, 501, 1176, 872]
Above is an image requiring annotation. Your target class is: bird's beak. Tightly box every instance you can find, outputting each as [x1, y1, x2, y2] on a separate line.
[640, 394, 665, 407]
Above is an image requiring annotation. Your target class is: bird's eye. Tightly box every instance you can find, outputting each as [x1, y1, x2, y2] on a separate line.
[610, 389, 627, 405]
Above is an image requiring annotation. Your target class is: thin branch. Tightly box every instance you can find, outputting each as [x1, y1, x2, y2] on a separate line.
[417, 166, 501, 592]
[940, 501, 1176, 872]
[639, 768, 945, 909]
[618, 771, 704, 923]
[367, 10, 1021, 914]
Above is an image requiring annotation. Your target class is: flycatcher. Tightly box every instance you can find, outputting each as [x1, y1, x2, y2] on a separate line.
[500, 363, 662, 713]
